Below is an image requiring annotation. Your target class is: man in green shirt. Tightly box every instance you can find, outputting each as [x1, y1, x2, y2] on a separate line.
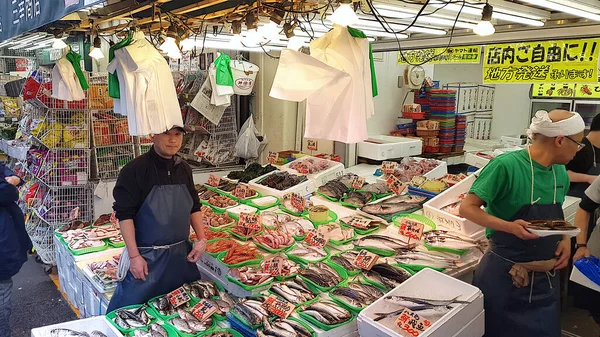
[460, 109, 585, 337]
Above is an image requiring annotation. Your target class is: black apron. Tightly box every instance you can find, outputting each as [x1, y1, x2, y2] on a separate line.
[107, 183, 200, 312]
[474, 148, 563, 337]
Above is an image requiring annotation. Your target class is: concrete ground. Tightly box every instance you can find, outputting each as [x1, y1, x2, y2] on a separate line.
[9, 256, 76, 337]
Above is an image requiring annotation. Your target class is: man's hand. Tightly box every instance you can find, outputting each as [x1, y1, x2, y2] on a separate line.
[555, 238, 571, 270]
[5, 176, 20, 186]
[509, 219, 540, 240]
[187, 239, 207, 263]
[574, 246, 591, 262]
[130, 255, 148, 281]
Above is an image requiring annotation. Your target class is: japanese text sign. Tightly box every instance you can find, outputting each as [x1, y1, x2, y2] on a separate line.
[348, 217, 372, 230]
[399, 219, 425, 241]
[296, 163, 310, 175]
[531, 83, 576, 98]
[387, 175, 407, 195]
[381, 161, 398, 174]
[262, 256, 284, 276]
[289, 193, 305, 211]
[396, 308, 432, 337]
[398, 46, 481, 64]
[483, 39, 600, 84]
[267, 151, 279, 164]
[352, 249, 379, 270]
[167, 287, 191, 308]
[304, 228, 329, 247]
[262, 294, 295, 319]
[351, 177, 366, 189]
[307, 140, 318, 151]
[191, 299, 217, 321]
[239, 213, 261, 230]
[207, 174, 220, 187]
[234, 184, 248, 199]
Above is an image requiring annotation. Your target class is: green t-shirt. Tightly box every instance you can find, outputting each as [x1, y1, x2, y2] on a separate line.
[469, 149, 570, 237]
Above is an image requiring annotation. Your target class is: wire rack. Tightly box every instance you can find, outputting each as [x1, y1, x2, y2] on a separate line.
[26, 214, 57, 265]
[30, 109, 90, 148]
[94, 144, 135, 179]
[34, 149, 91, 187]
[91, 111, 135, 179]
[30, 183, 94, 226]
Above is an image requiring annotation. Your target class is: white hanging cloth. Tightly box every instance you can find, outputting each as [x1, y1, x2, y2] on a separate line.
[52, 57, 84, 101]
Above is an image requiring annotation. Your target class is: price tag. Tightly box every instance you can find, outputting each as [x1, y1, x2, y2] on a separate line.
[387, 175, 407, 195]
[234, 184, 248, 199]
[348, 217, 372, 230]
[296, 163, 309, 175]
[399, 219, 425, 241]
[304, 228, 329, 247]
[167, 287, 191, 308]
[267, 151, 279, 164]
[262, 256, 284, 276]
[191, 299, 217, 321]
[239, 213, 262, 230]
[352, 249, 379, 270]
[307, 140, 318, 151]
[110, 212, 118, 226]
[69, 207, 80, 221]
[381, 161, 398, 174]
[289, 193, 305, 211]
[207, 174, 220, 187]
[395, 308, 432, 337]
[351, 177, 366, 190]
[195, 151, 206, 159]
[262, 294, 295, 319]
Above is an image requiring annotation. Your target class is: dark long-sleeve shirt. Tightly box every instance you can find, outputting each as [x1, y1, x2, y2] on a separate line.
[113, 146, 201, 221]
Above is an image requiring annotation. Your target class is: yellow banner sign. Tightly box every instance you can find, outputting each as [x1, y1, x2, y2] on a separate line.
[576, 84, 600, 98]
[484, 39, 600, 84]
[531, 83, 576, 98]
[398, 46, 481, 64]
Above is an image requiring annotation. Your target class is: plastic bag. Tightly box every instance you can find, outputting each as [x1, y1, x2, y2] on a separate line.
[235, 116, 260, 159]
[574, 255, 600, 286]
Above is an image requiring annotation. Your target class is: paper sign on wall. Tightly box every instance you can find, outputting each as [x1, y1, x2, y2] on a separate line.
[398, 46, 481, 64]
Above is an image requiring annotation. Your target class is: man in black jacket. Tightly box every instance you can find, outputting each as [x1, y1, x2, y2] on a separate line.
[0, 163, 32, 337]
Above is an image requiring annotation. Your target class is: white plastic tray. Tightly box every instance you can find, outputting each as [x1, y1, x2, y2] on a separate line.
[358, 135, 422, 161]
[452, 310, 484, 337]
[527, 228, 580, 237]
[31, 316, 123, 337]
[377, 157, 448, 184]
[249, 171, 316, 199]
[282, 155, 345, 186]
[423, 171, 484, 235]
[464, 153, 491, 169]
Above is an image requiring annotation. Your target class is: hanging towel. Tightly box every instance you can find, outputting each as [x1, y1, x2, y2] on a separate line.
[65, 49, 89, 90]
[347, 26, 378, 97]
[108, 32, 132, 99]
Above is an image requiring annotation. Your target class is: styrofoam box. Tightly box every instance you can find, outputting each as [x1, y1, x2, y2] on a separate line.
[444, 83, 479, 114]
[464, 153, 491, 169]
[570, 265, 600, 293]
[76, 255, 120, 295]
[465, 139, 503, 151]
[423, 171, 485, 235]
[282, 155, 345, 186]
[500, 135, 526, 147]
[31, 316, 123, 337]
[452, 310, 484, 337]
[477, 85, 495, 111]
[376, 158, 448, 186]
[357, 135, 422, 161]
[249, 171, 316, 200]
[358, 269, 483, 337]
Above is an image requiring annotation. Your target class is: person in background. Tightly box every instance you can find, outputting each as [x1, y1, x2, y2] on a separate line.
[0, 163, 32, 337]
[107, 126, 207, 311]
[460, 110, 585, 337]
[567, 114, 600, 200]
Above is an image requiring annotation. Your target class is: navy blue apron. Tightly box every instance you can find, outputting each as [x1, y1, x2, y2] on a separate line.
[474, 148, 563, 337]
[107, 180, 200, 312]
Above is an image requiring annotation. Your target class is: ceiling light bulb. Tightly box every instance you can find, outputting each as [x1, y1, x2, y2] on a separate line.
[283, 22, 297, 38]
[168, 49, 182, 59]
[259, 21, 280, 42]
[287, 36, 305, 51]
[180, 38, 196, 52]
[474, 3, 495, 36]
[52, 38, 67, 49]
[160, 37, 180, 54]
[330, 2, 358, 27]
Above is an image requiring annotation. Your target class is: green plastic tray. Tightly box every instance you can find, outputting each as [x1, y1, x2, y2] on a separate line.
[392, 214, 437, 231]
[229, 308, 263, 329]
[164, 314, 216, 337]
[286, 246, 330, 265]
[423, 241, 468, 255]
[125, 323, 179, 337]
[393, 263, 445, 273]
[246, 196, 280, 210]
[266, 287, 317, 307]
[327, 230, 357, 246]
[303, 210, 338, 226]
[285, 316, 316, 337]
[357, 246, 397, 257]
[147, 295, 195, 321]
[66, 240, 108, 256]
[297, 260, 348, 292]
[226, 274, 274, 291]
[329, 291, 365, 313]
[218, 251, 264, 268]
[105, 238, 125, 248]
[339, 193, 375, 209]
[278, 204, 306, 217]
[209, 220, 236, 232]
[231, 190, 262, 203]
[316, 189, 342, 202]
[297, 306, 354, 331]
[227, 228, 263, 242]
[327, 254, 361, 277]
[201, 328, 244, 337]
[359, 265, 415, 291]
[106, 304, 159, 333]
[254, 240, 295, 254]
[205, 238, 239, 258]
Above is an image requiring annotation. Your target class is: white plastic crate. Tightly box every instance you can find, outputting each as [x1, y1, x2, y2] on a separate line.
[423, 171, 485, 235]
[249, 171, 316, 199]
[464, 153, 492, 169]
[358, 269, 483, 337]
[500, 135, 526, 147]
[31, 316, 123, 337]
[281, 155, 345, 186]
[357, 135, 422, 161]
[452, 310, 484, 337]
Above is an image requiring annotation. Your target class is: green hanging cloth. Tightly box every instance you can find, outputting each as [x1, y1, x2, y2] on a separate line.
[214, 53, 234, 87]
[65, 49, 89, 90]
[108, 32, 132, 99]
[347, 26, 378, 97]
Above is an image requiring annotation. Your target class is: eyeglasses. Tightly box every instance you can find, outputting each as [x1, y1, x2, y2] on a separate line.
[564, 136, 586, 151]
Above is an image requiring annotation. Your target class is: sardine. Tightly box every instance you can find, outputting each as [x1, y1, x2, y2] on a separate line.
[113, 316, 129, 330]
[278, 319, 312, 337]
[301, 301, 351, 325]
[371, 264, 412, 290]
[348, 282, 384, 300]
[50, 329, 89, 337]
[331, 255, 358, 271]
[353, 235, 415, 251]
[263, 317, 296, 337]
[385, 295, 470, 307]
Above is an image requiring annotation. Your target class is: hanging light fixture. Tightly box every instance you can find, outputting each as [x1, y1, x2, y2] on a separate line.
[245, 11, 259, 30]
[282, 21, 297, 38]
[232, 20, 242, 35]
[474, 3, 495, 36]
[89, 36, 104, 59]
[160, 24, 181, 55]
[52, 34, 67, 49]
[330, 0, 359, 27]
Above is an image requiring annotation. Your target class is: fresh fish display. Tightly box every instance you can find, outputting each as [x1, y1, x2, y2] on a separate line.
[287, 242, 328, 261]
[90, 332, 107, 337]
[254, 229, 295, 249]
[151, 296, 178, 317]
[374, 295, 469, 321]
[331, 285, 380, 308]
[389, 157, 441, 182]
[353, 235, 416, 251]
[299, 263, 342, 287]
[440, 193, 468, 217]
[231, 298, 270, 325]
[366, 264, 412, 291]
[269, 277, 316, 304]
[300, 301, 352, 325]
[395, 249, 460, 269]
[227, 163, 278, 183]
[206, 239, 240, 254]
[261, 212, 293, 228]
[259, 172, 308, 191]
[228, 265, 273, 286]
[203, 330, 235, 337]
[199, 190, 219, 201]
[317, 180, 349, 200]
[258, 318, 312, 337]
[339, 215, 382, 230]
[281, 220, 314, 237]
[348, 282, 384, 299]
[316, 223, 354, 242]
[330, 254, 360, 273]
[360, 195, 424, 215]
[112, 305, 154, 329]
[424, 230, 487, 252]
[361, 182, 391, 195]
[50, 329, 91, 337]
[289, 158, 332, 174]
[148, 324, 168, 337]
[182, 280, 219, 299]
[282, 195, 312, 213]
[342, 191, 373, 208]
[338, 173, 360, 188]
[259, 258, 299, 278]
[222, 244, 262, 264]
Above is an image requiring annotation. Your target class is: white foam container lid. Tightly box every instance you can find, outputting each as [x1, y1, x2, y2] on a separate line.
[281, 155, 345, 187]
[31, 316, 123, 337]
